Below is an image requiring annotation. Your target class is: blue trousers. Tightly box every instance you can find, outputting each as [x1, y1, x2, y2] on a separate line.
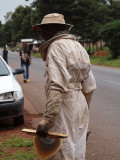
[22, 64, 29, 79]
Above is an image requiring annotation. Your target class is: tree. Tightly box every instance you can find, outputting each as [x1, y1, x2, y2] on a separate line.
[0, 25, 5, 46]
[31, 0, 75, 24]
[3, 20, 13, 44]
[107, 0, 120, 20]
[26, 0, 120, 47]
[0, 20, 13, 46]
[99, 20, 120, 58]
[11, 5, 33, 42]
[0, 21, 2, 27]
[4, 12, 12, 22]
[71, 0, 112, 42]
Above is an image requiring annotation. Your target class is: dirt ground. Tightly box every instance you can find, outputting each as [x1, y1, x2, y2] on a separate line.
[0, 110, 41, 139]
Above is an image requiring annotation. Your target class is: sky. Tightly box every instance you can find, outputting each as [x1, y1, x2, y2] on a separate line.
[0, 0, 34, 24]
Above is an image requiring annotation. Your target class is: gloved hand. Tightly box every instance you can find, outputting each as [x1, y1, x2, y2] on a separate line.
[36, 124, 48, 137]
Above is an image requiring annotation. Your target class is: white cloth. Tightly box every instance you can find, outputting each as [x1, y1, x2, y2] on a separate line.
[43, 34, 96, 160]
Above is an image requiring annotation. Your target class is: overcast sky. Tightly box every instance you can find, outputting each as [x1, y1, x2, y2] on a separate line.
[0, 0, 34, 24]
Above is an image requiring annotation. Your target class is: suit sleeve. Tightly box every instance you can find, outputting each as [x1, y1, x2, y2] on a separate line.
[39, 42, 70, 128]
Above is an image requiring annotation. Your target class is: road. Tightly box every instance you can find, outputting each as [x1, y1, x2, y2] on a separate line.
[87, 65, 120, 160]
[0, 49, 120, 160]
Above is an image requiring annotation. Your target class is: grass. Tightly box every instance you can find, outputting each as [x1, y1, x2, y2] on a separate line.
[90, 55, 120, 68]
[85, 46, 120, 68]
[0, 135, 38, 160]
[31, 53, 41, 58]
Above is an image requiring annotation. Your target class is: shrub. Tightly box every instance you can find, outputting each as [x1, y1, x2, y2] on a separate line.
[99, 20, 120, 59]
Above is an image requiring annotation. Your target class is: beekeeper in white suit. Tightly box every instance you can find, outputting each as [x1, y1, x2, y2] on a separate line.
[33, 13, 96, 160]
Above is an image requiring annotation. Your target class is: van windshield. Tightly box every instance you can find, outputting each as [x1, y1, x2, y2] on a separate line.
[0, 58, 10, 76]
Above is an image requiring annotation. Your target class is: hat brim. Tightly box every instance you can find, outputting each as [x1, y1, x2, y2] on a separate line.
[32, 23, 73, 32]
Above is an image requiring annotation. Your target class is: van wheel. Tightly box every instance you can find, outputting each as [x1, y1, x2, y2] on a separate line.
[13, 115, 24, 126]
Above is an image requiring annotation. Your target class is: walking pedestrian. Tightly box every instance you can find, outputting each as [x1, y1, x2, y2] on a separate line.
[3, 46, 8, 63]
[33, 13, 96, 160]
[20, 43, 31, 83]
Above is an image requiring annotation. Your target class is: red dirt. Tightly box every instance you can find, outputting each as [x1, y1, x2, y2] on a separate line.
[0, 109, 42, 139]
[94, 50, 109, 57]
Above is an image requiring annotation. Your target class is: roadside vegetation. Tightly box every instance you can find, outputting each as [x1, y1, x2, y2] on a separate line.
[31, 53, 41, 58]
[0, 134, 37, 160]
[90, 56, 120, 68]
[88, 46, 120, 68]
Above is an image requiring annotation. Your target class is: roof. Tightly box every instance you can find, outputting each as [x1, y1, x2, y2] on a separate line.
[21, 39, 33, 43]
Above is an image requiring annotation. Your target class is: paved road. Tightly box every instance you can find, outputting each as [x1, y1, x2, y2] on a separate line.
[0, 49, 120, 160]
[86, 65, 120, 160]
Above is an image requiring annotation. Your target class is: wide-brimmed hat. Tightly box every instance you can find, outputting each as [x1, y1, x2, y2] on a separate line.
[32, 13, 73, 32]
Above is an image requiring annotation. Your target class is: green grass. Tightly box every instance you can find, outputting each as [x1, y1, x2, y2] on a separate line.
[86, 46, 120, 68]
[0, 135, 38, 160]
[90, 56, 120, 68]
[31, 53, 41, 58]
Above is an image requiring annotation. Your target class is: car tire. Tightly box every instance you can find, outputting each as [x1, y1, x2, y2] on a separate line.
[13, 115, 24, 126]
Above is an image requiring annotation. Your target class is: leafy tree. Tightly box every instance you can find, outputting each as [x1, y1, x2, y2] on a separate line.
[99, 20, 120, 58]
[0, 25, 5, 46]
[0, 20, 12, 46]
[31, 0, 113, 44]
[4, 12, 12, 22]
[71, 0, 112, 42]
[0, 21, 2, 27]
[107, 0, 120, 20]
[28, 0, 120, 49]
[3, 20, 13, 44]
[31, 0, 75, 24]
[12, 5, 33, 42]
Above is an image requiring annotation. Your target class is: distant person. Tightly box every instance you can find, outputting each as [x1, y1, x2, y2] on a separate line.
[11, 45, 14, 52]
[3, 46, 8, 63]
[20, 43, 31, 83]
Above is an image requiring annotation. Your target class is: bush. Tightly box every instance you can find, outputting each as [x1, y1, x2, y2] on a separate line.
[99, 20, 120, 59]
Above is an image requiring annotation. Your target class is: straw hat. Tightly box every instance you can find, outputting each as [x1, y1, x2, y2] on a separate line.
[32, 13, 73, 32]
[32, 13, 74, 61]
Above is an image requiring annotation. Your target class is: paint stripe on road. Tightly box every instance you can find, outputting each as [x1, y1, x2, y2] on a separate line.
[105, 80, 120, 86]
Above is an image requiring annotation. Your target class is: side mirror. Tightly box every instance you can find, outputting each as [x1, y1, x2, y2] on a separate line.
[13, 68, 24, 75]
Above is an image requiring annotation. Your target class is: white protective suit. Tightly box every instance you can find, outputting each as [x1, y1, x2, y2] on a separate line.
[40, 34, 96, 160]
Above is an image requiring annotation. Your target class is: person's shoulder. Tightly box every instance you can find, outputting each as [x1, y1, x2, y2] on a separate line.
[54, 37, 66, 44]
[50, 38, 65, 48]
[75, 40, 85, 49]
[49, 40, 62, 51]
